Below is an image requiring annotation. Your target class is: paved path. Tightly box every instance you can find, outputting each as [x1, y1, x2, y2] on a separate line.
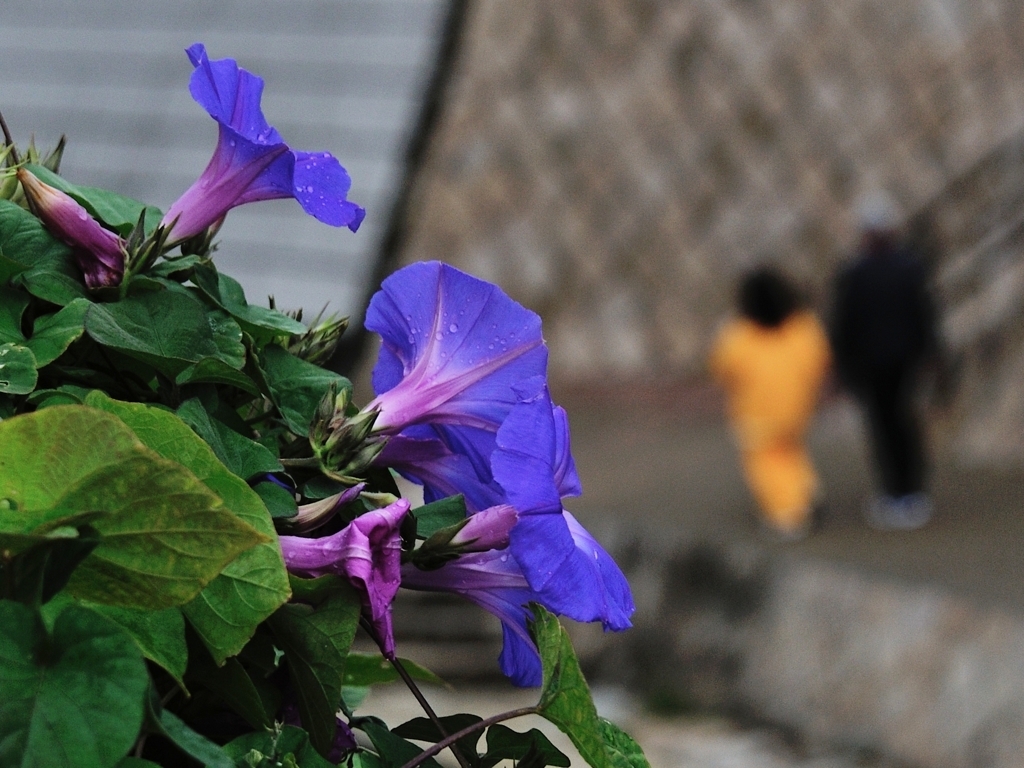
[558, 384, 1024, 614]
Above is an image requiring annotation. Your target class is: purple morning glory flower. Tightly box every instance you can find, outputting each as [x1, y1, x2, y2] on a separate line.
[377, 434, 504, 512]
[162, 43, 365, 243]
[17, 167, 125, 288]
[364, 261, 548, 485]
[492, 377, 634, 631]
[401, 549, 543, 686]
[279, 498, 409, 658]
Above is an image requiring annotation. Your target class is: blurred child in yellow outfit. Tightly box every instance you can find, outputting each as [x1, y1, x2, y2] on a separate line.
[710, 268, 831, 538]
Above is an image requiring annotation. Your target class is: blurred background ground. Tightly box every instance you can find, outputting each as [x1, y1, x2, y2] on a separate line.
[7, 1, 1024, 764]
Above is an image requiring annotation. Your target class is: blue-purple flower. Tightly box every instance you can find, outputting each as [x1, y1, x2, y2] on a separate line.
[401, 549, 544, 686]
[364, 261, 548, 487]
[491, 377, 634, 631]
[18, 167, 125, 288]
[279, 499, 409, 658]
[162, 43, 365, 243]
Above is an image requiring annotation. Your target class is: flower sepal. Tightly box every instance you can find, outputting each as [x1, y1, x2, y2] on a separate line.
[406, 504, 518, 571]
[310, 382, 387, 481]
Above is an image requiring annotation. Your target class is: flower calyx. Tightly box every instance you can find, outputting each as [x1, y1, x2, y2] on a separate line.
[309, 382, 386, 482]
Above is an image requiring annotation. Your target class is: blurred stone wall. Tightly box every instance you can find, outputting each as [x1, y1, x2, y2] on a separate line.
[393, 0, 1024, 403]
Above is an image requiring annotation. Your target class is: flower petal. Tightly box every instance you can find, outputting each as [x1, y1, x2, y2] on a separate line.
[292, 151, 366, 231]
[280, 499, 409, 657]
[365, 262, 547, 438]
[401, 550, 542, 686]
[378, 435, 504, 512]
[185, 43, 283, 144]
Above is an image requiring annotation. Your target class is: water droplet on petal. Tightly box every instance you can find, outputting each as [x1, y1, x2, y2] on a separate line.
[434, 332, 444, 341]
[449, 324, 458, 333]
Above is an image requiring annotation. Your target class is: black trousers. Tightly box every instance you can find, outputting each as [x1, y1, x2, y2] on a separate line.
[858, 365, 927, 497]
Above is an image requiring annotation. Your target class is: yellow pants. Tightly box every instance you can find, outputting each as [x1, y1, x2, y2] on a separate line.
[740, 440, 817, 532]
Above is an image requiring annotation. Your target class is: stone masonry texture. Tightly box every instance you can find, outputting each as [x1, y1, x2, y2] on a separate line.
[394, 0, 1024, 459]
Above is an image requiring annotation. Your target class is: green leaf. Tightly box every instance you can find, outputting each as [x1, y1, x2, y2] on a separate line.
[0, 405, 137, 512]
[192, 264, 307, 338]
[189, 650, 271, 730]
[413, 495, 467, 538]
[82, 392, 291, 662]
[393, 713, 484, 760]
[26, 298, 90, 366]
[482, 724, 572, 768]
[116, 759, 162, 768]
[148, 254, 205, 280]
[342, 652, 445, 687]
[177, 397, 283, 481]
[157, 709, 234, 768]
[0, 285, 29, 345]
[0, 343, 37, 394]
[26, 164, 162, 237]
[0, 199, 87, 306]
[92, 603, 188, 686]
[356, 718, 443, 768]
[0, 405, 268, 609]
[259, 343, 345, 434]
[60, 452, 268, 610]
[3, 524, 101, 607]
[598, 719, 651, 768]
[175, 356, 261, 395]
[0, 602, 149, 768]
[84, 289, 244, 377]
[270, 575, 361, 758]
[254, 480, 299, 519]
[529, 604, 611, 768]
[25, 384, 92, 408]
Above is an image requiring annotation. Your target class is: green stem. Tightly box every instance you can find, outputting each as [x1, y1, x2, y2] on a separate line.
[0, 110, 19, 165]
[397, 705, 541, 768]
[358, 616, 471, 768]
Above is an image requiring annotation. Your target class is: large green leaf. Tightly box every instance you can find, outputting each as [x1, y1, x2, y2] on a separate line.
[259, 343, 346, 434]
[84, 289, 245, 377]
[61, 453, 267, 609]
[0, 199, 87, 306]
[83, 392, 291, 662]
[529, 605, 611, 768]
[0, 406, 267, 609]
[0, 602, 149, 768]
[270, 575, 361, 759]
[0, 343, 37, 394]
[26, 164, 162, 237]
[192, 264, 306, 338]
[0, 405, 138, 513]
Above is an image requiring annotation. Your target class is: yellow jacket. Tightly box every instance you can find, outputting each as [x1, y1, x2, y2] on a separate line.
[710, 311, 831, 451]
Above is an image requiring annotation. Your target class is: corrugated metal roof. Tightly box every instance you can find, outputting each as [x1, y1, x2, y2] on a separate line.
[1, 0, 447, 318]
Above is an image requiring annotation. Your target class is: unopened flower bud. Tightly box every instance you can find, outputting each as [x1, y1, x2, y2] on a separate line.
[18, 167, 126, 288]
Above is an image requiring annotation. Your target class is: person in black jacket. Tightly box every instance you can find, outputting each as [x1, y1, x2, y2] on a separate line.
[829, 193, 938, 529]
